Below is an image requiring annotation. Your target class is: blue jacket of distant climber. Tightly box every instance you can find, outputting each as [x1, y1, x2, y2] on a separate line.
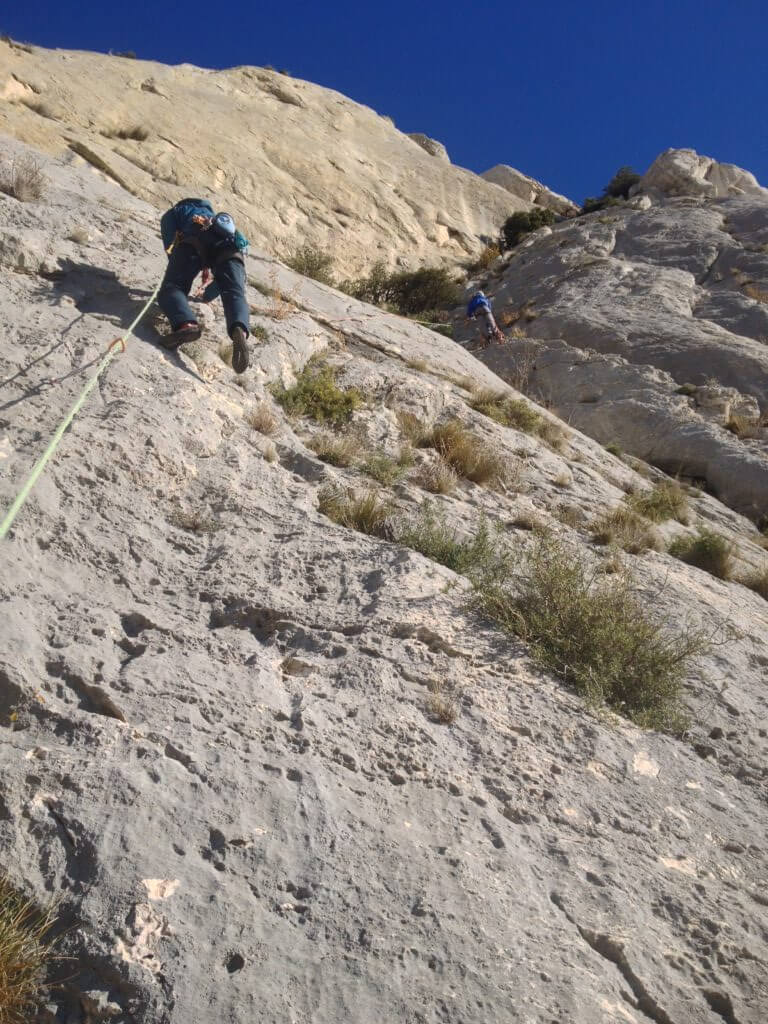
[467, 292, 491, 318]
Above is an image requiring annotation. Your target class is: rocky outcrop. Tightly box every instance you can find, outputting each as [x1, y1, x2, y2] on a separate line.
[407, 132, 450, 161]
[638, 147, 768, 199]
[0, 40, 538, 276]
[482, 164, 578, 215]
[1, 135, 767, 1024]
[458, 174, 768, 516]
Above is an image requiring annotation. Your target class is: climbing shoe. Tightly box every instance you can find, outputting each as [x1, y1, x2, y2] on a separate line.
[162, 321, 202, 350]
[231, 325, 249, 374]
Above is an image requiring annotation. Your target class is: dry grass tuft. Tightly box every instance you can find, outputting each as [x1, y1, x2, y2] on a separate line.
[725, 414, 761, 439]
[429, 420, 511, 488]
[361, 448, 413, 486]
[627, 480, 690, 524]
[416, 458, 459, 495]
[396, 410, 432, 447]
[67, 227, 90, 245]
[406, 358, 429, 372]
[309, 432, 359, 467]
[318, 485, 393, 536]
[592, 506, 662, 554]
[247, 401, 279, 436]
[741, 568, 768, 601]
[668, 529, 735, 580]
[0, 156, 46, 201]
[0, 877, 58, 1023]
[426, 683, 458, 724]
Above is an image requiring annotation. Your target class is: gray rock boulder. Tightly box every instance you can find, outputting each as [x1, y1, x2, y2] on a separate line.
[639, 147, 768, 199]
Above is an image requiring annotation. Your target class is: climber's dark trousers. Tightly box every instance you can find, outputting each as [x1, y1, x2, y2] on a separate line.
[158, 243, 250, 337]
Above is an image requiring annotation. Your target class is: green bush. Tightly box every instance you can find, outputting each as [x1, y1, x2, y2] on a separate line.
[580, 166, 640, 215]
[284, 245, 336, 286]
[500, 208, 555, 250]
[271, 361, 362, 426]
[604, 166, 641, 199]
[397, 504, 507, 579]
[668, 529, 735, 580]
[361, 448, 414, 485]
[340, 263, 461, 315]
[475, 536, 706, 729]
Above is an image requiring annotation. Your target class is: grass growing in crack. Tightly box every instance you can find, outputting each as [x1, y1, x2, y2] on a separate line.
[0, 878, 58, 1024]
[271, 361, 362, 426]
[668, 530, 735, 580]
[309, 433, 358, 467]
[474, 535, 707, 730]
[742, 568, 768, 601]
[416, 458, 459, 495]
[429, 420, 512, 488]
[627, 481, 690, 524]
[396, 410, 432, 447]
[468, 389, 568, 450]
[247, 401, 279, 436]
[318, 485, 393, 536]
[426, 682, 458, 724]
[361, 448, 413, 486]
[169, 509, 220, 534]
[592, 507, 661, 555]
[396, 503, 506, 578]
[0, 156, 46, 201]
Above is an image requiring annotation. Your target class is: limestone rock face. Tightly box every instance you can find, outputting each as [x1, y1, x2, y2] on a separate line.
[0, 40, 537, 276]
[458, 179, 768, 515]
[407, 132, 450, 162]
[1, 134, 768, 1024]
[639, 147, 768, 199]
[482, 164, 578, 215]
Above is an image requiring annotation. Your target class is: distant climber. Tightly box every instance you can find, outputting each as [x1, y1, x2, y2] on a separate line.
[158, 198, 251, 373]
[466, 291, 504, 344]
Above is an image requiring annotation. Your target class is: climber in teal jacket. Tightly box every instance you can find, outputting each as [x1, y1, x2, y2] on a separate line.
[158, 198, 251, 373]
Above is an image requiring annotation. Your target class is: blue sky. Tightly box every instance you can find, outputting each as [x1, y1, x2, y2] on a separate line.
[4, 1, 766, 202]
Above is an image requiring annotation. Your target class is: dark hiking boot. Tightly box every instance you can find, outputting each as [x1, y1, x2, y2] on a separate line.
[162, 321, 202, 350]
[231, 325, 249, 374]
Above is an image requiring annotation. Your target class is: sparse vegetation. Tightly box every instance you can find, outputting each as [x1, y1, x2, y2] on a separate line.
[169, 508, 220, 534]
[340, 262, 461, 315]
[271, 361, 362, 426]
[0, 878, 57, 1024]
[416, 458, 459, 495]
[361, 448, 413, 486]
[309, 433, 358, 467]
[426, 681, 458, 724]
[318, 485, 392, 536]
[475, 535, 706, 729]
[0, 156, 46, 202]
[406, 358, 429, 372]
[592, 506, 661, 554]
[668, 529, 735, 580]
[742, 282, 768, 304]
[500, 208, 556, 250]
[742, 568, 768, 601]
[429, 420, 512, 488]
[604, 442, 623, 457]
[396, 410, 432, 447]
[580, 166, 640, 215]
[468, 389, 569, 450]
[725, 414, 761, 439]
[465, 243, 500, 276]
[284, 245, 336, 286]
[247, 401, 279, 436]
[397, 504, 506, 579]
[627, 481, 690, 524]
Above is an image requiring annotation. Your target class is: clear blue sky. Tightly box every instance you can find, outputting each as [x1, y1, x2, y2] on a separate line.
[4, 1, 766, 202]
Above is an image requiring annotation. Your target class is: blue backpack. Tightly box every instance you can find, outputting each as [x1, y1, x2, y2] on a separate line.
[160, 198, 215, 250]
